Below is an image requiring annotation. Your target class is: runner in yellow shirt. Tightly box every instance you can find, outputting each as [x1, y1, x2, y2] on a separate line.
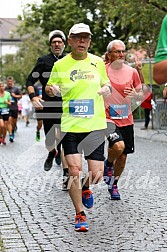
[46, 23, 111, 232]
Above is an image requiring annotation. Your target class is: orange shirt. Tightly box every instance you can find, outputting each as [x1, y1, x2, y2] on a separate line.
[105, 63, 142, 127]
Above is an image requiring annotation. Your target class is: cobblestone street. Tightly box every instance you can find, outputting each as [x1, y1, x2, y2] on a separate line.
[0, 120, 167, 252]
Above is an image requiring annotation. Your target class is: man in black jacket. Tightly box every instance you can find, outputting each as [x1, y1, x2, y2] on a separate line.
[26, 30, 68, 190]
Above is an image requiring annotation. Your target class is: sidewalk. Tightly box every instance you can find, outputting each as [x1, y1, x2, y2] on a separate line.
[134, 120, 167, 143]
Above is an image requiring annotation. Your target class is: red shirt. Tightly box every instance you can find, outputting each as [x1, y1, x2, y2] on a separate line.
[141, 93, 152, 110]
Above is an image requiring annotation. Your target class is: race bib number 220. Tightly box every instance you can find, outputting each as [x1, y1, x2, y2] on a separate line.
[69, 99, 94, 118]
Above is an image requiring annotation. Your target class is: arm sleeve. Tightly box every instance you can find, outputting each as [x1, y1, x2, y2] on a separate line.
[26, 57, 44, 87]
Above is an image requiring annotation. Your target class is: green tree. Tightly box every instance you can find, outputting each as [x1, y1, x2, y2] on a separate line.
[2, 28, 48, 88]
[2, 0, 166, 86]
[18, 0, 166, 54]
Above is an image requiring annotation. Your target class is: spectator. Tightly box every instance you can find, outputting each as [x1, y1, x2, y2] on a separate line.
[140, 85, 153, 130]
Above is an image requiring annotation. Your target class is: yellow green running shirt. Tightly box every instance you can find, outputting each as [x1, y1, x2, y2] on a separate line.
[47, 53, 109, 132]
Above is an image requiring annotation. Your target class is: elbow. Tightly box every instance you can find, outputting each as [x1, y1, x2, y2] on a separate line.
[153, 71, 163, 85]
[153, 64, 167, 85]
[153, 76, 164, 86]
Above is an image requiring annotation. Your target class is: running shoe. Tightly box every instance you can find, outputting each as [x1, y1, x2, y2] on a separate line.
[0, 137, 2, 144]
[26, 120, 30, 127]
[44, 156, 54, 171]
[140, 127, 148, 130]
[9, 135, 14, 143]
[1, 139, 6, 145]
[103, 160, 114, 186]
[108, 185, 121, 200]
[75, 213, 89, 232]
[82, 189, 94, 208]
[36, 131, 40, 142]
[55, 151, 61, 165]
[11, 131, 15, 139]
[44, 150, 58, 171]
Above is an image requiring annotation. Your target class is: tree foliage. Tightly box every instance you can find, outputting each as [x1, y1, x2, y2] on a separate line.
[19, 0, 166, 53]
[2, 28, 48, 87]
[1, 0, 166, 86]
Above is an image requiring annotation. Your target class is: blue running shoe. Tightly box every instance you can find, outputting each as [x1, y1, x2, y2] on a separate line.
[82, 189, 94, 208]
[108, 185, 121, 200]
[75, 213, 89, 232]
[103, 160, 114, 186]
[9, 135, 14, 143]
[12, 131, 15, 139]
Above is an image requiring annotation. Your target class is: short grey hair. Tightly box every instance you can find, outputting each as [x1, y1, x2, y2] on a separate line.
[107, 39, 125, 52]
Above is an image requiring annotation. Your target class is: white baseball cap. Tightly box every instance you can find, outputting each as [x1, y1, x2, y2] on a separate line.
[49, 30, 66, 43]
[68, 23, 92, 36]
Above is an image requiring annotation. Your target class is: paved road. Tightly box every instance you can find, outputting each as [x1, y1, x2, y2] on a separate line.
[0, 120, 167, 252]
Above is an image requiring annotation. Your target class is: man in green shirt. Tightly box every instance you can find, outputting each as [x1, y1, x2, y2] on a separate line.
[46, 23, 111, 232]
[153, 15, 167, 85]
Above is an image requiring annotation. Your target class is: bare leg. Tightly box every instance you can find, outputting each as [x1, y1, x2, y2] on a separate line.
[108, 141, 125, 163]
[37, 119, 42, 132]
[114, 153, 127, 180]
[65, 153, 83, 214]
[87, 159, 104, 185]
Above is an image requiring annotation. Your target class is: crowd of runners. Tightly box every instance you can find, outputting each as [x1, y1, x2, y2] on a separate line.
[0, 15, 166, 232]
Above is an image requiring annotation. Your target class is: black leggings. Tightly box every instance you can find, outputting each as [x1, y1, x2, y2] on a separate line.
[144, 108, 151, 128]
[43, 118, 61, 152]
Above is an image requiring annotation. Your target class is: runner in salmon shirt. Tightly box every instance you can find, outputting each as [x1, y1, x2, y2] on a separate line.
[103, 39, 143, 200]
